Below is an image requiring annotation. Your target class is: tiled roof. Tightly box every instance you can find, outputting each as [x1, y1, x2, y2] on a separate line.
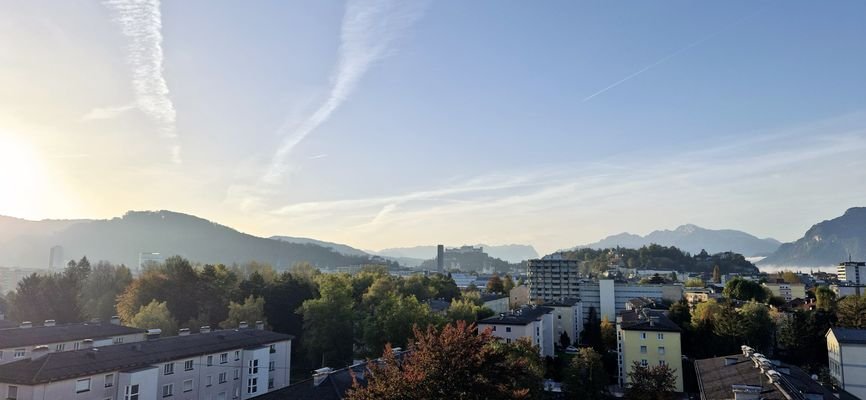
[0, 329, 292, 385]
[0, 322, 145, 349]
[542, 298, 581, 307]
[829, 327, 866, 344]
[694, 353, 834, 400]
[618, 309, 681, 332]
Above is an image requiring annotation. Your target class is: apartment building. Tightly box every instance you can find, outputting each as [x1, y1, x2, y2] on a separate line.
[0, 327, 292, 400]
[616, 309, 683, 392]
[576, 280, 683, 321]
[762, 282, 806, 302]
[527, 254, 580, 301]
[837, 260, 866, 285]
[478, 306, 555, 358]
[827, 327, 866, 400]
[541, 298, 582, 346]
[0, 319, 146, 365]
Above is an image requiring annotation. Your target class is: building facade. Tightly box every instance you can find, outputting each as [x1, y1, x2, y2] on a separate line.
[0, 328, 292, 400]
[478, 306, 555, 358]
[527, 254, 580, 302]
[837, 261, 866, 285]
[0, 319, 145, 365]
[542, 298, 582, 347]
[616, 309, 683, 392]
[827, 327, 866, 400]
[762, 282, 806, 302]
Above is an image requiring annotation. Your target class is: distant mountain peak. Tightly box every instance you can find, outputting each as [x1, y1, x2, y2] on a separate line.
[674, 224, 701, 234]
[576, 224, 780, 257]
[760, 207, 866, 267]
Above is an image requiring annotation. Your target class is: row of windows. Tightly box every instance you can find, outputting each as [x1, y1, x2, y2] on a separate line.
[639, 346, 665, 355]
[74, 373, 115, 393]
[639, 359, 667, 367]
[164, 351, 244, 375]
[639, 332, 665, 340]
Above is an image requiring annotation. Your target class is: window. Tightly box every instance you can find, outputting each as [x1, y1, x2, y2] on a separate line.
[269, 344, 276, 354]
[162, 383, 173, 397]
[113, 337, 124, 344]
[658, 346, 666, 355]
[235, 350, 241, 360]
[269, 361, 275, 371]
[506, 338, 512, 344]
[7, 385, 18, 400]
[640, 346, 647, 354]
[505, 327, 511, 333]
[207, 355, 213, 366]
[220, 353, 228, 364]
[13, 349, 25, 358]
[184, 359, 194, 371]
[234, 369, 240, 380]
[74, 342, 80, 350]
[657, 333, 664, 340]
[164, 362, 174, 375]
[249, 359, 259, 374]
[183, 379, 193, 392]
[640, 359, 648, 367]
[247, 378, 258, 394]
[105, 374, 114, 388]
[206, 375, 213, 386]
[125, 384, 140, 400]
[492, 326, 496, 331]
[76, 378, 91, 393]
[640, 332, 646, 340]
[557, 315, 561, 319]
[56, 343, 65, 351]
[659, 360, 667, 366]
[219, 372, 227, 384]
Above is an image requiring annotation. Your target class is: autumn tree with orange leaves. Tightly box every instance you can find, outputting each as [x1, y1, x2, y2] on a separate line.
[346, 321, 544, 400]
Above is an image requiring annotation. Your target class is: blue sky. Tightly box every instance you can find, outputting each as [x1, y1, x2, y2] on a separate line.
[1, 0, 865, 254]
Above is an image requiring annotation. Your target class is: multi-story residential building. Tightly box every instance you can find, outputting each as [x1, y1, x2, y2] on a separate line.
[577, 280, 683, 321]
[542, 298, 582, 346]
[762, 282, 806, 302]
[527, 254, 580, 302]
[831, 283, 866, 297]
[0, 319, 145, 365]
[616, 309, 683, 392]
[480, 294, 509, 314]
[827, 327, 866, 400]
[0, 327, 292, 400]
[695, 346, 834, 400]
[837, 260, 866, 285]
[478, 306, 555, 358]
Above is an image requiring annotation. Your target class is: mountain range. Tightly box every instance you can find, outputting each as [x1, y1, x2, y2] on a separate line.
[0, 211, 386, 270]
[760, 207, 866, 267]
[577, 224, 782, 257]
[372, 244, 539, 264]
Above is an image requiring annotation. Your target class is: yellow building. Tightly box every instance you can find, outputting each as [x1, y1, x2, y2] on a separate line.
[762, 282, 806, 301]
[616, 309, 683, 392]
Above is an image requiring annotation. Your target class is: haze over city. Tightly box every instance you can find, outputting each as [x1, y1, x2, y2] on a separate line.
[2, 0, 865, 254]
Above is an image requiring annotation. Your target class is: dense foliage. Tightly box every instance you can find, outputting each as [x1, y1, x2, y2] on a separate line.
[561, 244, 757, 275]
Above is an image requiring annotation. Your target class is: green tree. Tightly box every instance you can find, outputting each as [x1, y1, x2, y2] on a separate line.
[559, 331, 572, 348]
[816, 285, 836, 312]
[129, 300, 178, 336]
[486, 274, 505, 294]
[668, 300, 691, 328]
[600, 315, 617, 351]
[625, 361, 677, 400]
[582, 307, 602, 351]
[837, 295, 866, 329]
[220, 295, 266, 329]
[684, 278, 705, 288]
[360, 293, 440, 357]
[502, 275, 516, 294]
[780, 271, 801, 284]
[81, 261, 133, 321]
[300, 274, 355, 366]
[447, 298, 492, 324]
[723, 277, 768, 302]
[562, 348, 606, 400]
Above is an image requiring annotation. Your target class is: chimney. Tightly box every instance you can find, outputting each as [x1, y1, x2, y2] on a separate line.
[20, 321, 32, 329]
[31, 345, 50, 360]
[110, 316, 121, 326]
[239, 321, 249, 329]
[724, 357, 738, 366]
[43, 319, 56, 327]
[732, 385, 762, 400]
[313, 367, 333, 387]
[81, 339, 94, 349]
[255, 321, 264, 330]
[200, 326, 211, 334]
[146, 329, 162, 340]
[178, 328, 190, 336]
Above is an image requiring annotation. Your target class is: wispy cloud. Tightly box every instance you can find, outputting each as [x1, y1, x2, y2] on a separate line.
[263, 0, 428, 182]
[80, 103, 136, 121]
[103, 0, 180, 163]
[308, 154, 329, 160]
[583, 5, 769, 102]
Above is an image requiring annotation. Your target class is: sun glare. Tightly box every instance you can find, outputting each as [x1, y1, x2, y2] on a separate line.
[0, 134, 50, 219]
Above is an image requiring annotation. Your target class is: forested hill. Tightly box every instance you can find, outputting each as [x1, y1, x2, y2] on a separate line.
[761, 207, 866, 267]
[0, 211, 391, 270]
[559, 244, 758, 275]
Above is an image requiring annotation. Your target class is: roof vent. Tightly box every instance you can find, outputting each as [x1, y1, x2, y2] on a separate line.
[255, 321, 264, 330]
[146, 329, 162, 339]
[32, 345, 50, 360]
[43, 319, 56, 327]
[81, 339, 93, 349]
[110, 316, 121, 326]
[178, 328, 190, 336]
[724, 357, 738, 366]
[239, 321, 249, 329]
[200, 326, 211, 334]
[313, 367, 333, 387]
[20, 321, 32, 329]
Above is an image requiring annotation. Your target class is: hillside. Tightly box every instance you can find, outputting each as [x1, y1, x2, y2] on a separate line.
[561, 245, 758, 275]
[0, 211, 390, 270]
[578, 224, 781, 257]
[374, 244, 539, 264]
[760, 207, 866, 267]
[272, 236, 426, 267]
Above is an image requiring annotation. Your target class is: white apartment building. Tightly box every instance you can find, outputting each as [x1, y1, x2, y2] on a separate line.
[478, 306, 555, 358]
[575, 280, 683, 321]
[762, 282, 806, 302]
[0, 327, 292, 400]
[0, 319, 146, 365]
[542, 298, 583, 346]
[827, 327, 866, 400]
[837, 261, 866, 285]
[527, 254, 580, 302]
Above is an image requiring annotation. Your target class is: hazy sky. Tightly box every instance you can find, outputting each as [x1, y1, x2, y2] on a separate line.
[2, 0, 865, 254]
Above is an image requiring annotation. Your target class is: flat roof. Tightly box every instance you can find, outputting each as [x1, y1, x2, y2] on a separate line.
[478, 306, 553, 326]
[0, 329, 293, 385]
[0, 322, 146, 349]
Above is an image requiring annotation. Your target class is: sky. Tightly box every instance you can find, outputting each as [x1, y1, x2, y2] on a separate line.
[1, 0, 865, 255]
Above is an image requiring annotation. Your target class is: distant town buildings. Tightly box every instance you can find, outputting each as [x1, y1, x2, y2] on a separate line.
[48, 245, 64, 269]
[478, 306, 555, 358]
[837, 260, 866, 285]
[479, 294, 509, 315]
[528, 254, 580, 300]
[616, 308, 683, 392]
[827, 327, 866, 400]
[762, 282, 806, 302]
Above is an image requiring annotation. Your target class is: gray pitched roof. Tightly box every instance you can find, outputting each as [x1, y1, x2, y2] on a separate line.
[829, 327, 866, 344]
[0, 323, 146, 349]
[478, 306, 553, 326]
[619, 309, 681, 332]
[256, 364, 368, 400]
[0, 329, 293, 385]
[695, 354, 834, 400]
[542, 298, 581, 307]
